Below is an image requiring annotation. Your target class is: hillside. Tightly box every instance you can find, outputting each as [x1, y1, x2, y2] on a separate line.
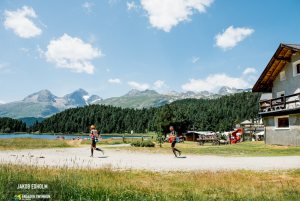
[30, 92, 261, 134]
[17, 117, 46, 127]
[0, 89, 102, 119]
[93, 89, 222, 109]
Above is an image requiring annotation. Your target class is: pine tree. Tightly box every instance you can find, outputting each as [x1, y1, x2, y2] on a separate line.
[154, 104, 175, 134]
[155, 127, 165, 148]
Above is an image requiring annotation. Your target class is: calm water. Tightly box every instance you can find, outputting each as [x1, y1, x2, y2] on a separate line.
[0, 134, 143, 140]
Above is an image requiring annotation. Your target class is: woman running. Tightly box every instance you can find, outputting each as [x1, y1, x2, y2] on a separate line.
[168, 126, 181, 157]
[89, 125, 104, 157]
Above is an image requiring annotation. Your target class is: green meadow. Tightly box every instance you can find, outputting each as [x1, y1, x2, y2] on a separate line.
[1, 164, 300, 200]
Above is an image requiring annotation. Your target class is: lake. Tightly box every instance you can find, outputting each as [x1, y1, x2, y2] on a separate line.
[0, 134, 144, 140]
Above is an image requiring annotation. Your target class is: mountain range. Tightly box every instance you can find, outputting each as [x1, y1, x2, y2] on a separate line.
[92, 86, 252, 109]
[0, 89, 102, 119]
[0, 86, 251, 119]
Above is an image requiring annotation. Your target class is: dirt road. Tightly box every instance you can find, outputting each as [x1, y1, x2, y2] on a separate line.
[1, 146, 300, 171]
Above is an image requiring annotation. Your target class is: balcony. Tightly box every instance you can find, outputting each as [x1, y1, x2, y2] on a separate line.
[259, 92, 300, 113]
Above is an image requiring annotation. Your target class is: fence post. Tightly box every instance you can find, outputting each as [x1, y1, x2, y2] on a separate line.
[142, 136, 144, 142]
[123, 135, 125, 143]
[229, 134, 231, 144]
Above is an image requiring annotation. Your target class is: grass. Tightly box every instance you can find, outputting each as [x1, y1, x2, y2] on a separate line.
[108, 141, 300, 157]
[2, 138, 300, 157]
[0, 132, 156, 137]
[0, 163, 300, 200]
[0, 138, 78, 151]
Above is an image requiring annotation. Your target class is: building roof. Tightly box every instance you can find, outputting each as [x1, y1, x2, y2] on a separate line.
[252, 43, 300, 92]
[184, 131, 214, 135]
[240, 120, 254, 125]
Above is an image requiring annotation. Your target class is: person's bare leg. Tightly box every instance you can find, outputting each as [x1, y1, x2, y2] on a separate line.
[90, 145, 94, 156]
[171, 147, 177, 157]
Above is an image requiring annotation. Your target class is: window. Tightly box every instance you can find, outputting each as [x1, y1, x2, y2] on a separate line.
[280, 71, 286, 81]
[275, 115, 290, 129]
[278, 117, 289, 127]
[293, 60, 300, 76]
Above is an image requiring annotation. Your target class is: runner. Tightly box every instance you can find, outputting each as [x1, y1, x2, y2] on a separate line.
[168, 126, 181, 157]
[89, 125, 104, 157]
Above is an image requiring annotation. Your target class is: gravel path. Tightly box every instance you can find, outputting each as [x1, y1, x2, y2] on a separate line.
[1, 146, 300, 171]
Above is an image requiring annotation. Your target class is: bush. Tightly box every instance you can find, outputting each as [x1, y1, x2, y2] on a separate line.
[131, 140, 155, 147]
[4, 128, 11, 133]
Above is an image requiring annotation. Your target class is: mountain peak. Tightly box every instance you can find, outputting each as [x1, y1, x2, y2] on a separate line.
[140, 89, 158, 95]
[164, 91, 179, 96]
[124, 89, 140, 96]
[23, 89, 57, 103]
[73, 88, 89, 96]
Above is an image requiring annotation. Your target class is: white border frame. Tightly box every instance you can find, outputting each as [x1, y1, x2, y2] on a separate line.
[274, 115, 290, 130]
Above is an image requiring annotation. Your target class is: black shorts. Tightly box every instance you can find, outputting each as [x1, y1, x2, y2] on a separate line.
[171, 141, 176, 147]
[91, 139, 96, 147]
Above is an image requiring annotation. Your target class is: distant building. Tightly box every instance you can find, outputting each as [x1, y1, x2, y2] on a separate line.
[252, 43, 300, 146]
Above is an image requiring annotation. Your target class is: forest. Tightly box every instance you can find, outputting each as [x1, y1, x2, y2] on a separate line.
[28, 92, 262, 134]
[0, 117, 27, 133]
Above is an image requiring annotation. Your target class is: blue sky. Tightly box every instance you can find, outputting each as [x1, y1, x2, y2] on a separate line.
[1, 0, 300, 103]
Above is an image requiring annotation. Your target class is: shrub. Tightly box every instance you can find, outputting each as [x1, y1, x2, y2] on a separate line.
[131, 140, 155, 147]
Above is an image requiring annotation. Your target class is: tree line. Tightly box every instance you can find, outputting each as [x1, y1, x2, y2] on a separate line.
[28, 92, 261, 134]
[0, 117, 26, 133]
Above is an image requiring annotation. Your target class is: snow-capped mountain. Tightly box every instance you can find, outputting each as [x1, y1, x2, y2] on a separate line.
[218, 86, 252, 95]
[0, 89, 103, 119]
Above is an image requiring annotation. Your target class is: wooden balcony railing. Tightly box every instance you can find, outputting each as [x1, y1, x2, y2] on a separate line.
[259, 92, 300, 112]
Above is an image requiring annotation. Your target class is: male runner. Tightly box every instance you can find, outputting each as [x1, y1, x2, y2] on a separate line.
[168, 126, 181, 157]
[89, 125, 104, 157]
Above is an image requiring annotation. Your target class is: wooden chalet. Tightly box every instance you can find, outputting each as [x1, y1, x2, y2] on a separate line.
[252, 43, 300, 146]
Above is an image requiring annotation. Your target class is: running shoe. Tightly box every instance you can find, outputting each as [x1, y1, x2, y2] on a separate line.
[179, 151, 181, 156]
[174, 155, 178, 158]
[101, 150, 105, 155]
[90, 155, 93, 157]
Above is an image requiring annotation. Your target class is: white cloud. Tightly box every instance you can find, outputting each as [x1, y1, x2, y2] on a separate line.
[128, 81, 150, 90]
[153, 80, 168, 90]
[247, 75, 257, 82]
[154, 80, 164, 89]
[109, 78, 122, 84]
[127, 1, 140, 11]
[192, 56, 199, 63]
[36, 45, 44, 58]
[215, 26, 254, 50]
[45, 34, 103, 74]
[106, 69, 110, 72]
[0, 63, 9, 69]
[109, 0, 119, 5]
[19, 47, 29, 52]
[38, 20, 47, 27]
[140, 0, 214, 32]
[82, 2, 94, 13]
[238, 65, 240, 69]
[0, 101, 5, 104]
[4, 6, 42, 38]
[182, 73, 251, 92]
[243, 67, 256, 75]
